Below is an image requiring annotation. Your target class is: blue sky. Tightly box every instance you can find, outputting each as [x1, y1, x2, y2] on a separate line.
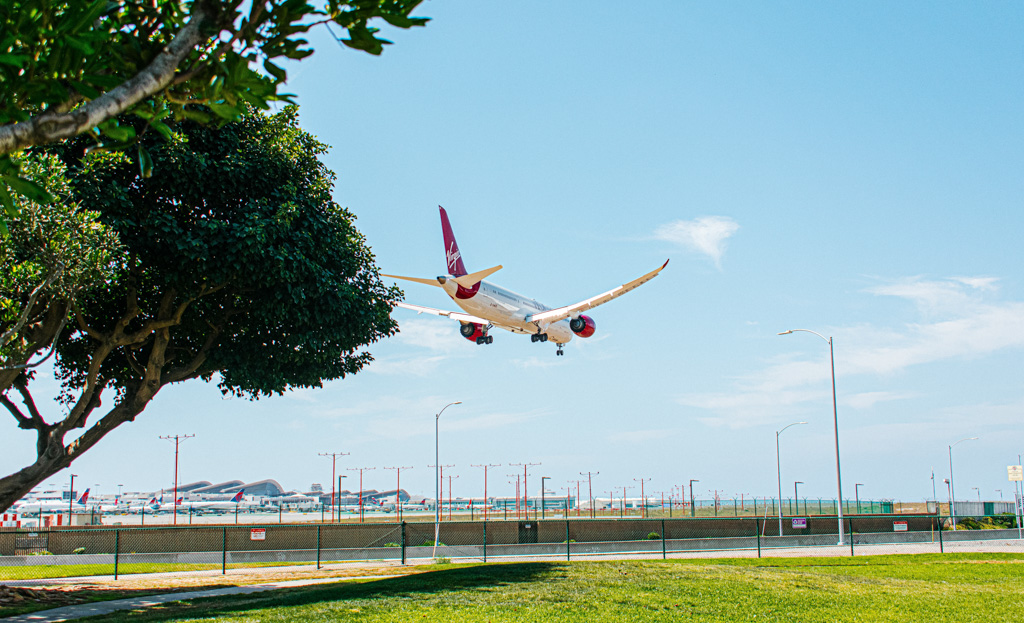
[4, 2, 1023, 506]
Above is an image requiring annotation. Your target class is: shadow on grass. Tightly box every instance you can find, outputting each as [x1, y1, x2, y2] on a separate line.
[90, 563, 560, 622]
[0, 584, 237, 619]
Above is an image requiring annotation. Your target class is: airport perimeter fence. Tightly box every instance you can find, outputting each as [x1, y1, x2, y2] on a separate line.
[2, 514, 1023, 583]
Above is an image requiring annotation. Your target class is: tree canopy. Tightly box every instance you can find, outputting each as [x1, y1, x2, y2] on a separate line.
[0, 0, 428, 226]
[0, 106, 400, 511]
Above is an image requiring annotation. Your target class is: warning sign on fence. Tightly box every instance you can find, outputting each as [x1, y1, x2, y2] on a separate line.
[250, 528, 266, 541]
[893, 521, 908, 532]
[791, 518, 807, 529]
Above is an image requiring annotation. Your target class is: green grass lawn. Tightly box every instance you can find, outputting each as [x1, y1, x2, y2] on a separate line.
[79, 554, 1024, 622]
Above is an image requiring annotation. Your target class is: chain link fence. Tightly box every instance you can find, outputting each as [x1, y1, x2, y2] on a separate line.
[3, 514, 1022, 582]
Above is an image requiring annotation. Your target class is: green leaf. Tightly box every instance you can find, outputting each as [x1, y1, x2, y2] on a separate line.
[137, 145, 153, 179]
[0, 184, 16, 218]
[99, 123, 135, 143]
[0, 54, 29, 68]
[3, 174, 55, 205]
[263, 59, 287, 82]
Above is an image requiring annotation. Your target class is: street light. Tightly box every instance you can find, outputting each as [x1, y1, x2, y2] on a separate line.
[948, 436, 978, 529]
[855, 483, 864, 514]
[68, 473, 77, 520]
[794, 481, 804, 515]
[689, 479, 699, 517]
[972, 487, 980, 503]
[434, 401, 462, 558]
[541, 477, 550, 519]
[775, 421, 807, 535]
[779, 329, 845, 545]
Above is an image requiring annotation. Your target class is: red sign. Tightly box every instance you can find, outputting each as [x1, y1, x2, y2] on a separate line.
[893, 521, 908, 532]
[250, 528, 267, 541]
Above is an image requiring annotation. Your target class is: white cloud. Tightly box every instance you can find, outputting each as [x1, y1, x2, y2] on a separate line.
[676, 276, 1024, 428]
[653, 216, 739, 268]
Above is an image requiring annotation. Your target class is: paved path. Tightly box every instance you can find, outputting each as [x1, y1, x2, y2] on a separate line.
[2, 574, 397, 623]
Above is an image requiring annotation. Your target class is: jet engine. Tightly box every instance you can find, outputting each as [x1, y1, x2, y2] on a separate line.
[460, 322, 492, 344]
[569, 315, 596, 338]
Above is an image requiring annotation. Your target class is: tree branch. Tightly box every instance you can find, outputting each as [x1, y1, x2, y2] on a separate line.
[0, 5, 216, 154]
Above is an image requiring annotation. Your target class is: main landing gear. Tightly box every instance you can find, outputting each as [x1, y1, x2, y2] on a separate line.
[531, 333, 549, 343]
[476, 335, 493, 345]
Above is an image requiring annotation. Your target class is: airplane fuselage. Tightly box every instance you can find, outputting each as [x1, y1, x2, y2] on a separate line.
[442, 279, 574, 343]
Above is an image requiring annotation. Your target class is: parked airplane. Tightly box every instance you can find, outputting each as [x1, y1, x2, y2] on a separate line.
[13, 489, 89, 514]
[187, 490, 256, 513]
[383, 207, 668, 355]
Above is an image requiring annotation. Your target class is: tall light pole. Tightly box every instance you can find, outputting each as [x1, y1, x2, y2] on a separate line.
[634, 478, 651, 518]
[779, 329, 845, 544]
[794, 481, 804, 515]
[581, 471, 599, 518]
[948, 436, 978, 529]
[776, 421, 807, 535]
[384, 466, 412, 522]
[689, 479, 699, 517]
[855, 483, 864, 514]
[68, 473, 77, 521]
[347, 467, 376, 523]
[434, 401, 461, 558]
[319, 451, 349, 522]
[160, 434, 195, 525]
[471, 464, 500, 520]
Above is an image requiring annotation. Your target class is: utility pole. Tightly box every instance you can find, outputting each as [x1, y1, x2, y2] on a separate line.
[511, 462, 540, 519]
[471, 464, 501, 520]
[429, 464, 455, 520]
[319, 452, 349, 522]
[634, 478, 651, 518]
[447, 474, 459, 520]
[68, 473, 77, 521]
[689, 479, 700, 517]
[347, 467, 376, 523]
[160, 434, 195, 525]
[580, 471, 599, 518]
[568, 480, 581, 517]
[541, 476, 551, 519]
[384, 466, 412, 522]
[621, 485, 634, 518]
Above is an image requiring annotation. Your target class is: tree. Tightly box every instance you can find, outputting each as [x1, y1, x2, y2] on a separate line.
[0, 106, 400, 511]
[0, 0, 428, 224]
[0, 153, 122, 380]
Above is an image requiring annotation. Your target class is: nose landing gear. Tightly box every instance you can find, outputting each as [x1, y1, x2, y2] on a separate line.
[556, 344, 564, 356]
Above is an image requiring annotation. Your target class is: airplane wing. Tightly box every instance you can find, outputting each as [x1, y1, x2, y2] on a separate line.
[396, 302, 490, 325]
[395, 302, 531, 334]
[526, 259, 669, 326]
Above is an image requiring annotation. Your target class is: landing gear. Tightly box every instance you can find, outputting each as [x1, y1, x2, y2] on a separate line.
[475, 335, 494, 345]
[531, 332, 548, 343]
[556, 343, 564, 356]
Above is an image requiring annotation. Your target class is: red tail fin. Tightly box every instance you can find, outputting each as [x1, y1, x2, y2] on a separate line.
[439, 206, 468, 276]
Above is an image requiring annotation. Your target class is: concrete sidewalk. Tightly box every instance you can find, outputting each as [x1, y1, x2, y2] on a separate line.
[2, 574, 396, 623]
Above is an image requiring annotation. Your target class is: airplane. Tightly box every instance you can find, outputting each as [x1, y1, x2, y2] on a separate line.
[382, 207, 668, 355]
[13, 488, 90, 514]
[187, 490, 256, 513]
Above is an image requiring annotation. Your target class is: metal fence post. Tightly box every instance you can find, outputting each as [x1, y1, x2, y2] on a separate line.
[848, 518, 854, 557]
[316, 525, 322, 569]
[402, 521, 407, 565]
[482, 521, 487, 563]
[756, 518, 761, 558]
[938, 516, 944, 553]
[114, 529, 120, 579]
[566, 520, 571, 561]
[222, 526, 227, 574]
[661, 519, 666, 559]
